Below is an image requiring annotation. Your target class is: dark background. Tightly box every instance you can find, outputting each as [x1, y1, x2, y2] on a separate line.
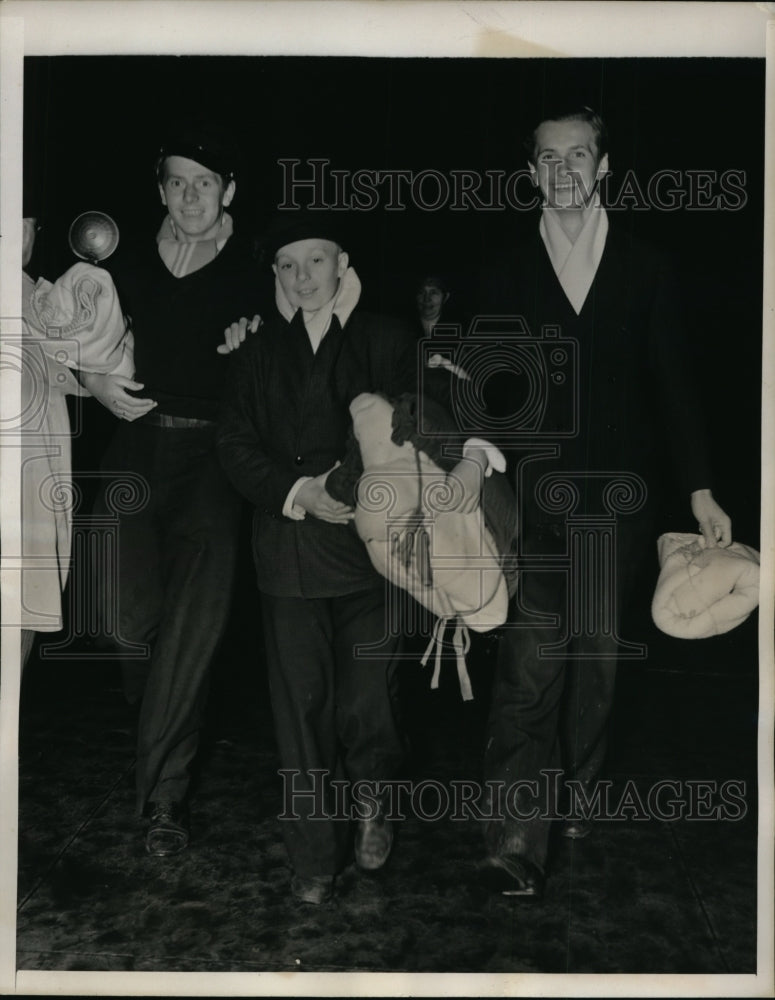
[16, 58, 764, 975]
[23, 54, 765, 544]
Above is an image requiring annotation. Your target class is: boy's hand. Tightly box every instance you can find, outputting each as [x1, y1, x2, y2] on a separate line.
[295, 473, 354, 524]
[217, 314, 262, 354]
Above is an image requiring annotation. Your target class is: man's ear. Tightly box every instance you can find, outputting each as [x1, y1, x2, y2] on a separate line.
[271, 262, 278, 278]
[528, 162, 538, 185]
[337, 250, 349, 277]
[158, 183, 167, 207]
[442, 292, 451, 305]
[597, 153, 610, 178]
[222, 179, 236, 208]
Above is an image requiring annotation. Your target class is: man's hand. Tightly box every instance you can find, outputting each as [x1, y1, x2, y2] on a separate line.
[691, 489, 733, 548]
[79, 371, 157, 421]
[217, 314, 262, 354]
[295, 473, 354, 524]
[449, 451, 487, 514]
[447, 439, 506, 514]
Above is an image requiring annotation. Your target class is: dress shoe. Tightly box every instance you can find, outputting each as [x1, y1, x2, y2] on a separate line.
[291, 874, 334, 905]
[562, 818, 592, 840]
[477, 854, 545, 898]
[354, 813, 393, 871]
[145, 801, 189, 857]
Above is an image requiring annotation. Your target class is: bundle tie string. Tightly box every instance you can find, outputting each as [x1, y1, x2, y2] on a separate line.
[420, 616, 474, 701]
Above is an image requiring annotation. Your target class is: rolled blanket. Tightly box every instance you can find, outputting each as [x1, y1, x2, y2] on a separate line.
[27, 262, 133, 378]
[651, 532, 759, 639]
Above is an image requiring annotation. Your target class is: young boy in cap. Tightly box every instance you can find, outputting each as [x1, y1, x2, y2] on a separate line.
[79, 128, 263, 856]
[218, 217, 416, 904]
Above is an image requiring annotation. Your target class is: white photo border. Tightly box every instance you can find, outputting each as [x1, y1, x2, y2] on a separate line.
[1, 2, 772, 997]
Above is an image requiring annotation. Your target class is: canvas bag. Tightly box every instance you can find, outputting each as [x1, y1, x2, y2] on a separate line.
[349, 393, 510, 699]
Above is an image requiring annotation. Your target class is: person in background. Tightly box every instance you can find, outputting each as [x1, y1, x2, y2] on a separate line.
[415, 273, 452, 338]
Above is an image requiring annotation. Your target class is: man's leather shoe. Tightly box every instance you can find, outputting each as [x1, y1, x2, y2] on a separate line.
[291, 874, 334, 905]
[477, 854, 545, 898]
[562, 818, 592, 840]
[355, 813, 393, 871]
[145, 801, 189, 857]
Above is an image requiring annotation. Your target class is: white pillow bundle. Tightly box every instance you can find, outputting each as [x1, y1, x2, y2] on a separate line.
[651, 532, 760, 639]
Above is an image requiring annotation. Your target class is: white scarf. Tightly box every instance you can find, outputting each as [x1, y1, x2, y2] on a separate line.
[157, 211, 233, 277]
[539, 200, 608, 315]
[275, 266, 362, 353]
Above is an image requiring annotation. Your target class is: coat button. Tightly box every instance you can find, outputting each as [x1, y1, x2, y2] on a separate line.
[295, 455, 304, 465]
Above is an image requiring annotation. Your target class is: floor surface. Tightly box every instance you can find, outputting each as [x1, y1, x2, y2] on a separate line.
[14, 597, 760, 977]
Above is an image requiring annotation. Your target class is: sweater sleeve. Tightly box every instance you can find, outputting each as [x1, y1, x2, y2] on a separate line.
[216, 334, 301, 516]
[648, 252, 713, 498]
[378, 317, 419, 399]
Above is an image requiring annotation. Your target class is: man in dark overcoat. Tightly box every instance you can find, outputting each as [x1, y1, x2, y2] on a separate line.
[477, 108, 732, 897]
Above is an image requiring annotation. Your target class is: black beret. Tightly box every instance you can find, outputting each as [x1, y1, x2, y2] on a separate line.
[262, 212, 349, 260]
[155, 125, 240, 182]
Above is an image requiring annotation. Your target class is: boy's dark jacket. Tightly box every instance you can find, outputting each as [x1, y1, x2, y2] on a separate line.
[217, 307, 416, 598]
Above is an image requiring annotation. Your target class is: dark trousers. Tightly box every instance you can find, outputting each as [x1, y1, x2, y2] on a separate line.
[98, 422, 240, 813]
[483, 517, 650, 870]
[261, 588, 405, 878]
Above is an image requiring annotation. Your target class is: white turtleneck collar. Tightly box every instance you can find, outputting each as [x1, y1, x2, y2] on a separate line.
[539, 198, 608, 315]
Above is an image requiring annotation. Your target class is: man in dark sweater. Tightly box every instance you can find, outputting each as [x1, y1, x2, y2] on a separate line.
[218, 218, 416, 905]
[476, 109, 732, 898]
[80, 132, 263, 855]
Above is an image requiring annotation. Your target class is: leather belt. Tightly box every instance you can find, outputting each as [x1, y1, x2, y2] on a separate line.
[142, 412, 215, 429]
